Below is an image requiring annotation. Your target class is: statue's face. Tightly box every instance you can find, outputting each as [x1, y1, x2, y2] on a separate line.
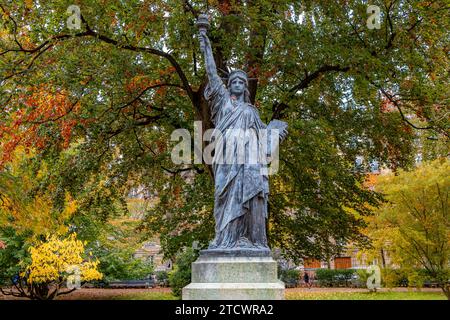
[229, 77, 246, 96]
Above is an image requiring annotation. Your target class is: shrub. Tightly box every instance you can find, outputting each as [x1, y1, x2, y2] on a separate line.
[0, 228, 31, 287]
[0, 233, 102, 300]
[382, 268, 409, 288]
[168, 247, 198, 298]
[97, 248, 154, 282]
[356, 269, 369, 285]
[156, 270, 168, 281]
[315, 269, 356, 287]
[382, 268, 436, 289]
[337, 269, 355, 284]
[408, 270, 425, 289]
[279, 269, 300, 287]
[351, 269, 369, 288]
[316, 269, 335, 287]
[155, 270, 169, 287]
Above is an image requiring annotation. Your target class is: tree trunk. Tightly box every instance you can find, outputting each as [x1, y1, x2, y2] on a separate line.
[441, 283, 450, 300]
[380, 248, 386, 268]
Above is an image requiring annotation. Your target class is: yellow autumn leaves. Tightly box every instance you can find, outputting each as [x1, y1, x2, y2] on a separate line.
[0, 147, 77, 236]
[1, 147, 102, 287]
[25, 233, 102, 285]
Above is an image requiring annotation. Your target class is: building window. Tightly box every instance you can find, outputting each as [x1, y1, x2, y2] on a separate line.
[351, 255, 367, 269]
[334, 257, 352, 269]
[304, 258, 321, 269]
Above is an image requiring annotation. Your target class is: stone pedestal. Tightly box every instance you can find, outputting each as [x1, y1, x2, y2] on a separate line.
[182, 249, 285, 300]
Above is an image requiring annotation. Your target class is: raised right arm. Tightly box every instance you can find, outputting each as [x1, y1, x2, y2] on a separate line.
[199, 30, 230, 125]
[199, 32, 219, 81]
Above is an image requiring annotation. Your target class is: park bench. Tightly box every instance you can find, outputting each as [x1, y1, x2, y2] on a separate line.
[423, 280, 439, 288]
[284, 279, 299, 288]
[107, 279, 156, 289]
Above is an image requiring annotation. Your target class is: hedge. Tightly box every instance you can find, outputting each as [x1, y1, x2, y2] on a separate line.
[279, 269, 300, 287]
[315, 269, 356, 287]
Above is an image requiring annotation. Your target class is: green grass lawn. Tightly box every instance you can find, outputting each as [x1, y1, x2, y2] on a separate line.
[109, 290, 446, 300]
[285, 291, 447, 300]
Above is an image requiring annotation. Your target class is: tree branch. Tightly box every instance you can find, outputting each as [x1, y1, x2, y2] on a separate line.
[183, 0, 200, 18]
[0, 12, 195, 106]
[56, 288, 77, 296]
[378, 85, 435, 131]
[80, 16, 195, 105]
[271, 65, 350, 120]
[162, 166, 204, 175]
[288, 65, 350, 94]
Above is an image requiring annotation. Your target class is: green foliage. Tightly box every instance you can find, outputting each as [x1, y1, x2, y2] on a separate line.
[315, 269, 356, 287]
[0, 149, 83, 292]
[315, 269, 334, 287]
[381, 268, 408, 288]
[143, 173, 215, 259]
[363, 158, 450, 298]
[382, 268, 437, 289]
[0, 0, 448, 266]
[96, 248, 153, 282]
[168, 247, 198, 298]
[155, 270, 168, 281]
[87, 215, 155, 282]
[279, 269, 300, 286]
[155, 270, 170, 287]
[0, 146, 150, 288]
[156, 270, 168, 279]
[407, 270, 425, 289]
[355, 269, 370, 287]
[0, 228, 31, 286]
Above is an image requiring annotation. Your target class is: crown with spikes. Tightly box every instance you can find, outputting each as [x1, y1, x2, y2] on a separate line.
[219, 68, 258, 87]
[227, 69, 248, 87]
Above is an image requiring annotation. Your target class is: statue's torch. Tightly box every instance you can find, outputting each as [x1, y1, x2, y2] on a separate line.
[196, 13, 210, 35]
[196, 14, 210, 53]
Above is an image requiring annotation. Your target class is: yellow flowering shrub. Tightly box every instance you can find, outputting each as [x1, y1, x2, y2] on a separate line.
[25, 233, 102, 284]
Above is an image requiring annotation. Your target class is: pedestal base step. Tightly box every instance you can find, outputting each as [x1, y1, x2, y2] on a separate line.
[192, 256, 278, 283]
[182, 281, 285, 300]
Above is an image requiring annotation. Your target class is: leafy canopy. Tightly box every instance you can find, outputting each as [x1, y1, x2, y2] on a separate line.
[0, 0, 448, 260]
[362, 158, 449, 298]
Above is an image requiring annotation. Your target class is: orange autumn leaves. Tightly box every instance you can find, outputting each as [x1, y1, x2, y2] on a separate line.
[124, 67, 176, 94]
[0, 85, 82, 168]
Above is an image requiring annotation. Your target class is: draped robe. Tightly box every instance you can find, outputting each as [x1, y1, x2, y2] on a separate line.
[205, 75, 270, 249]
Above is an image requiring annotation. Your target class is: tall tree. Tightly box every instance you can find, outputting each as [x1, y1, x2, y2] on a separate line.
[362, 158, 449, 299]
[0, 0, 448, 260]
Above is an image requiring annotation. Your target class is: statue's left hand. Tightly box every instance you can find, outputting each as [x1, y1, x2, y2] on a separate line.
[280, 127, 288, 142]
[267, 119, 288, 142]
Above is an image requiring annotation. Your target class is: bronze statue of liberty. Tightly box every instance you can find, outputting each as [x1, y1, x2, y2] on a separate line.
[197, 16, 288, 252]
